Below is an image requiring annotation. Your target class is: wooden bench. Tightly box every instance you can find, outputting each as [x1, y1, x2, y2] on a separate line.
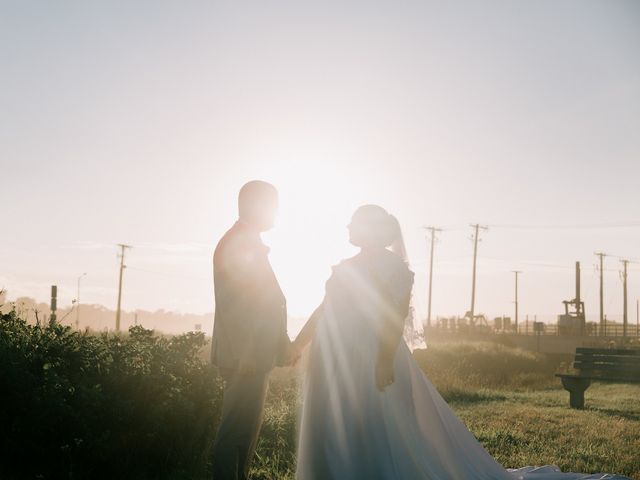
[556, 347, 640, 409]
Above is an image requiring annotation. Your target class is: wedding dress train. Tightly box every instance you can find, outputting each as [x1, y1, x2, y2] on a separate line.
[295, 251, 630, 480]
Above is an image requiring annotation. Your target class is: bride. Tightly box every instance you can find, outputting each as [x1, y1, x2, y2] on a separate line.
[290, 204, 630, 480]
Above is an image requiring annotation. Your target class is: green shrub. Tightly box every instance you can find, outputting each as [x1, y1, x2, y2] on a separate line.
[0, 310, 221, 480]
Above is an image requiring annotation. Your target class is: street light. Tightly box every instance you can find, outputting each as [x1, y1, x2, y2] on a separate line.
[76, 272, 87, 329]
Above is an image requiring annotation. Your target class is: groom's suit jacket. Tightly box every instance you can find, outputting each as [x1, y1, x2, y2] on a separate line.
[211, 220, 289, 371]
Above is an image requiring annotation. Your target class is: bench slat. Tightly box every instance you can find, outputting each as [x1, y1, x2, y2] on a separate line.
[573, 366, 640, 377]
[574, 359, 640, 369]
[574, 359, 640, 367]
[557, 373, 640, 383]
[575, 347, 640, 356]
[574, 360, 640, 368]
[573, 361, 640, 372]
[575, 352, 640, 357]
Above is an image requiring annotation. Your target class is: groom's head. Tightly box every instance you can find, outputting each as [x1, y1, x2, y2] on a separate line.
[238, 180, 279, 232]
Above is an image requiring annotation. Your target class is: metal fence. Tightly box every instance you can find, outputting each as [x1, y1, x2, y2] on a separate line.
[428, 318, 640, 338]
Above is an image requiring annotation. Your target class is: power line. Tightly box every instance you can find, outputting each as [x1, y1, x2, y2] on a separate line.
[417, 221, 640, 232]
[487, 222, 640, 230]
[127, 266, 209, 282]
[605, 254, 640, 263]
[475, 256, 574, 270]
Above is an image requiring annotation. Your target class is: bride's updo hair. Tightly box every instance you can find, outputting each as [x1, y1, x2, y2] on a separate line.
[349, 205, 398, 248]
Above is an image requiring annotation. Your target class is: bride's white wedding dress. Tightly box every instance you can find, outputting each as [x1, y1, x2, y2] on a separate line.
[296, 250, 630, 480]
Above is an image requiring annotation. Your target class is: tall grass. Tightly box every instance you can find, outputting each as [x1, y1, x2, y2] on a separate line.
[413, 340, 571, 397]
[252, 372, 301, 480]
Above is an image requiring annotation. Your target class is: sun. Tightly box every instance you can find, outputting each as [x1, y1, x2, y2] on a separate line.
[258, 161, 367, 328]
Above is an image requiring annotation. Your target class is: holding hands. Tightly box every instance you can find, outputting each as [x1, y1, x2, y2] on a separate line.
[280, 302, 324, 367]
[284, 340, 303, 366]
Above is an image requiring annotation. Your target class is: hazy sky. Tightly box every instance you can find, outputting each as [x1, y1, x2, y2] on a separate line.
[2, 1, 640, 333]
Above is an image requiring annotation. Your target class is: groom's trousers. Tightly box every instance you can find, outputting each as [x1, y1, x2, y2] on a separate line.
[211, 368, 270, 480]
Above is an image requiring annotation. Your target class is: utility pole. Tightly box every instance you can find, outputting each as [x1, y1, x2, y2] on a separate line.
[76, 272, 87, 329]
[424, 226, 442, 328]
[595, 252, 606, 335]
[621, 259, 629, 337]
[513, 270, 522, 334]
[115, 244, 132, 332]
[469, 224, 488, 325]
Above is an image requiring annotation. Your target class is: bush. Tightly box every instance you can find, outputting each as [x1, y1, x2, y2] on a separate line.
[0, 310, 221, 480]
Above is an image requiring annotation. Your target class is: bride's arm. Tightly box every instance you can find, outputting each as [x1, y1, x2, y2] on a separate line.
[293, 302, 323, 350]
[377, 312, 405, 361]
[376, 291, 411, 390]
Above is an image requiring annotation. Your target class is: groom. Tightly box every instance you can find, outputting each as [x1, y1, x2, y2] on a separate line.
[210, 180, 296, 480]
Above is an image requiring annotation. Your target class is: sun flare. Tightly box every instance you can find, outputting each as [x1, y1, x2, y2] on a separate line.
[259, 162, 368, 324]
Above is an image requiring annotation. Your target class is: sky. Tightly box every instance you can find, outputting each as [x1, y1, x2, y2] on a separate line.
[2, 0, 640, 334]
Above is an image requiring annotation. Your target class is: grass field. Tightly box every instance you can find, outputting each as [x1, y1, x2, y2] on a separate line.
[4, 311, 637, 479]
[456, 384, 640, 479]
[249, 341, 640, 480]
